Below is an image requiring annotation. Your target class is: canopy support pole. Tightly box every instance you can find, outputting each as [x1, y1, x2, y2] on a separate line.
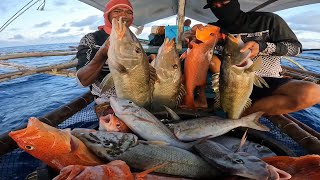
[176, 0, 186, 50]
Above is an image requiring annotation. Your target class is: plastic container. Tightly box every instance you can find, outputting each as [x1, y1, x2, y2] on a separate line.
[165, 25, 191, 40]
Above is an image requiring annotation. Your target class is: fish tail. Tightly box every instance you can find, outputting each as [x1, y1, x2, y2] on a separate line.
[241, 112, 269, 131]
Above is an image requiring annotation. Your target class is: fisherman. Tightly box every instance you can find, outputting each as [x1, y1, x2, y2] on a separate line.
[184, 19, 192, 27]
[194, 0, 320, 116]
[75, 0, 134, 104]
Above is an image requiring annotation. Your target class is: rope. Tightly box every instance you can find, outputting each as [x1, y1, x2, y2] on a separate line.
[0, 0, 45, 32]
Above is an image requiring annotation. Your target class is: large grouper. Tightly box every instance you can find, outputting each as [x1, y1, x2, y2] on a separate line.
[218, 34, 269, 119]
[104, 17, 156, 109]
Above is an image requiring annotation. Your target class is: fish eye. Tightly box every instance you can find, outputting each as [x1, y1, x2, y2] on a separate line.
[129, 101, 133, 104]
[116, 123, 121, 128]
[135, 46, 141, 53]
[173, 64, 178, 69]
[104, 142, 113, 148]
[255, 144, 263, 149]
[233, 158, 244, 164]
[25, 145, 34, 150]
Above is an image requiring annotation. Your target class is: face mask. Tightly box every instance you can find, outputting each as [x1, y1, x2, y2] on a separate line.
[210, 0, 241, 25]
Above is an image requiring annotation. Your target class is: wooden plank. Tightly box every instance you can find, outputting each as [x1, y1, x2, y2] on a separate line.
[0, 51, 77, 60]
[176, 0, 186, 50]
[0, 60, 77, 82]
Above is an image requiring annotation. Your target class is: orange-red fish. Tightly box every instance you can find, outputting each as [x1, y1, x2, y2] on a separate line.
[99, 113, 131, 133]
[195, 24, 225, 43]
[262, 155, 320, 180]
[183, 33, 220, 109]
[53, 160, 134, 180]
[9, 117, 103, 170]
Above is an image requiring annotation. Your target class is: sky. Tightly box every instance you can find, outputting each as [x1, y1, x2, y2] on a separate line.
[0, 0, 320, 49]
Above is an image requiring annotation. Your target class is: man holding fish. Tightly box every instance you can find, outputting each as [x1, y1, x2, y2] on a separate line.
[75, 0, 134, 104]
[188, 0, 320, 117]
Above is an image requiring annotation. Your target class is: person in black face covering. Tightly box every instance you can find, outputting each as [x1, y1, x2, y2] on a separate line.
[199, 0, 320, 116]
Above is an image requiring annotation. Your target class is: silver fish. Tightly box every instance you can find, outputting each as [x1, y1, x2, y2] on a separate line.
[151, 38, 185, 111]
[109, 97, 195, 150]
[218, 34, 268, 119]
[173, 112, 269, 141]
[106, 17, 155, 108]
[72, 130, 221, 179]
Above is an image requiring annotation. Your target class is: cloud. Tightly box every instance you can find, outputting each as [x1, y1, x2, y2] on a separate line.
[9, 34, 24, 40]
[69, 15, 101, 27]
[41, 28, 70, 37]
[53, 0, 67, 6]
[34, 21, 51, 28]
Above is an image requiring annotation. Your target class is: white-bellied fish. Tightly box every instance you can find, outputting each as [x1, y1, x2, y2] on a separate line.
[109, 97, 196, 150]
[173, 112, 269, 141]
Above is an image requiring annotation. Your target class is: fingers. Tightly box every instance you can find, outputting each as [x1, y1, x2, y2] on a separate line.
[240, 41, 259, 58]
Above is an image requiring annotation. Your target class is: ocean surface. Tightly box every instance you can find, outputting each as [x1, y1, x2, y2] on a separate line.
[0, 43, 319, 134]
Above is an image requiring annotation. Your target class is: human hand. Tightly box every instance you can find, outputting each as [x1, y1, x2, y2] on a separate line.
[240, 41, 259, 58]
[182, 24, 204, 43]
[100, 37, 110, 59]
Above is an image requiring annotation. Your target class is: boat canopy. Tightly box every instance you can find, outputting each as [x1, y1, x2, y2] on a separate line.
[78, 0, 320, 26]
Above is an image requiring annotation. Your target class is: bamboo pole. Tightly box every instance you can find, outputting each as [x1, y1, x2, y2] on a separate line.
[0, 60, 77, 83]
[268, 115, 320, 154]
[0, 91, 94, 156]
[176, 0, 186, 50]
[0, 51, 77, 60]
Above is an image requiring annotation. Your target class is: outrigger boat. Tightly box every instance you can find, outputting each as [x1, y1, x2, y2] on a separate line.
[0, 0, 320, 179]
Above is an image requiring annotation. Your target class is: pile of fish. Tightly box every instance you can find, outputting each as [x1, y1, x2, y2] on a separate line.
[9, 20, 320, 179]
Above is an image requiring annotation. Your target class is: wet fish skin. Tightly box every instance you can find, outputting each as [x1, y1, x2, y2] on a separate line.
[194, 140, 271, 180]
[107, 17, 154, 108]
[173, 112, 269, 141]
[9, 118, 103, 170]
[211, 136, 276, 159]
[219, 34, 267, 119]
[73, 130, 221, 179]
[109, 97, 195, 150]
[151, 38, 185, 111]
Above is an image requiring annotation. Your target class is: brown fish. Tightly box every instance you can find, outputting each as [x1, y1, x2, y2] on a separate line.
[99, 113, 131, 133]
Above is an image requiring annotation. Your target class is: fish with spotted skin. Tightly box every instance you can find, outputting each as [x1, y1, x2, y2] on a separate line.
[151, 38, 185, 111]
[217, 34, 269, 119]
[71, 130, 221, 179]
[103, 17, 156, 109]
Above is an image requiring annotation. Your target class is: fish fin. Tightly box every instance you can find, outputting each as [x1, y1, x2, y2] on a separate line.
[253, 75, 269, 88]
[236, 128, 248, 152]
[176, 84, 186, 107]
[241, 111, 269, 132]
[211, 72, 220, 93]
[108, 59, 127, 73]
[138, 140, 170, 146]
[247, 57, 263, 72]
[232, 66, 243, 75]
[135, 163, 169, 179]
[99, 73, 115, 93]
[180, 51, 187, 60]
[242, 98, 252, 112]
[163, 106, 181, 121]
[149, 64, 157, 86]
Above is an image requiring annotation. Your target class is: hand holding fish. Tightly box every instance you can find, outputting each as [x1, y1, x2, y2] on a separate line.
[240, 41, 259, 58]
[99, 37, 110, 60]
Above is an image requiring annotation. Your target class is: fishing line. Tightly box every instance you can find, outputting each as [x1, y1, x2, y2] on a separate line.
[0, 0, 45, 32]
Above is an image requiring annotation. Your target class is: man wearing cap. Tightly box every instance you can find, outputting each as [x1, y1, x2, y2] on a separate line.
[201, 0, 320, 116]
[76, 0, 134, 104]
